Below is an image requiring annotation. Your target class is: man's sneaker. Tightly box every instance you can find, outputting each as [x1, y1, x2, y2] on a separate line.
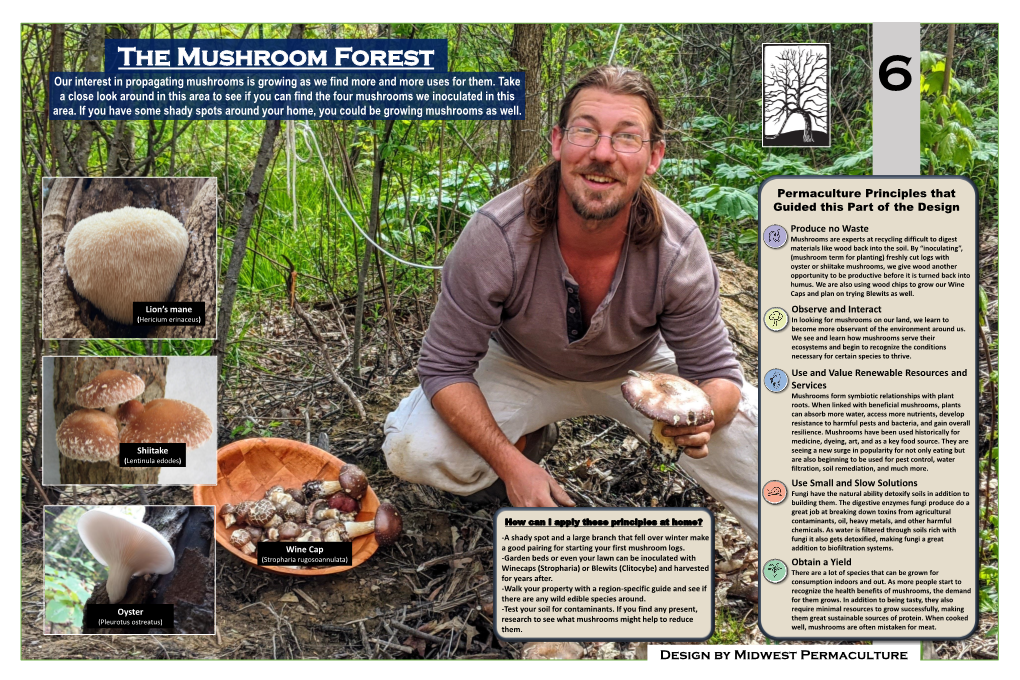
[521, 422, 559, 464]
[461, 423, 560, 504]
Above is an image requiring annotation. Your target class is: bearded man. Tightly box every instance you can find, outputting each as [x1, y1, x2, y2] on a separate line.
[383, 66, 758, 542]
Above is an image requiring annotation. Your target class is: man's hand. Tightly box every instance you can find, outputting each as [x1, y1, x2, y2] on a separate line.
[431, 382, 574, 506]
[503, 457, 575, 507]
[661, 419, 715, 459]
[661, 378, 741, 459]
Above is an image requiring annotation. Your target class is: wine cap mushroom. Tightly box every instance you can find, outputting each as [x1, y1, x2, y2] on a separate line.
[75, 370, 145, 410]
[621, 370, 714, 458]
[374, 503, 403, 547]
[63, 207, 189, 325]
[77, 508, 175, 603]
[338, 463, 368, 499]
[56, 409, 120, 462]
[119, 399, 213, 448]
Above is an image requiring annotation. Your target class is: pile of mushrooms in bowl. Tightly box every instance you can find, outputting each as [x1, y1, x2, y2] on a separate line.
[195, 437, 401, 575]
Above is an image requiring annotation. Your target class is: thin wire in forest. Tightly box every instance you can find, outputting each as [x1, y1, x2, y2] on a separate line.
[608, 24, 624, 65]
[294, 121, 445, 271]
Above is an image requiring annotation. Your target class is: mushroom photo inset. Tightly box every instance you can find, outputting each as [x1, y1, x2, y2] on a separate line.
[41, 177, 217, 339]
[43, 505, 216, 635]
[43, 356, 217, 486]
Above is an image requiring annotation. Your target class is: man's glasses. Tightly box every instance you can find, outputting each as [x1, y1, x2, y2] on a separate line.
[564, 126, 650, 153]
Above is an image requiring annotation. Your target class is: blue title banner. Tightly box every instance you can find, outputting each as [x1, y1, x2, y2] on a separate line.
[50, 38, 524, 120]
[105, 39, 449, 72]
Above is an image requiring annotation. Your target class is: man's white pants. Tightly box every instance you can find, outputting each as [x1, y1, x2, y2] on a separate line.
[384, 340, 759, 543]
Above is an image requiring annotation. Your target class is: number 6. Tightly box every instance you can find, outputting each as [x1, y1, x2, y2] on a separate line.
[879, 55, 912, 92]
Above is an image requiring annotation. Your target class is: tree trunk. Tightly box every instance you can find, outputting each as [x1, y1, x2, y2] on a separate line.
[22, 164, 42, 502]
[158, 177, 218, 338]
[54, 357, 168, 484]
[930, 24, 956, 175]
[82, 506, 215, 634]
[69, 24, 106, 175]
[799, 110, 814, 142]
[509, 24, 546, 184]
[352, 119, 395, 377]
[215, 120, 282, 369]
[724, 26, 744, 118]
[42, 177, 215, 339]
[48, 24, 72, 176]
[216, 23, 305, 370]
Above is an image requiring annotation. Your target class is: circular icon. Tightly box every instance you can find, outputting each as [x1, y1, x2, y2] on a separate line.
[763, 224, 788, 248]
[763, 559, 788, 584]
[764, 368, 788, 393]
[762, 480, 788, 505]
[763, 307, 789, 331]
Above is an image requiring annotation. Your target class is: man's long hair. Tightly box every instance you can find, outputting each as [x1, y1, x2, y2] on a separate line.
[523, 66, 665, 248]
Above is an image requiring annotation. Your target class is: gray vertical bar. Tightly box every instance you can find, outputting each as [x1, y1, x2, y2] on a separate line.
[873, 23, 920, 174]
[872, 29, 923, 657]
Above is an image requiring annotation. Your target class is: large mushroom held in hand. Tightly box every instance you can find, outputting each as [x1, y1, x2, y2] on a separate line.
[621, 370, 714, 459]
[77, 508, 176, 603]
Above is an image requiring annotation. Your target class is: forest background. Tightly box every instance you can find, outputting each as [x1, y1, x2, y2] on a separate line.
[18, 22, 998, 660]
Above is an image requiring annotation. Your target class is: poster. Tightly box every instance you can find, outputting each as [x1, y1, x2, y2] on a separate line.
[11, 10, 1005, 676]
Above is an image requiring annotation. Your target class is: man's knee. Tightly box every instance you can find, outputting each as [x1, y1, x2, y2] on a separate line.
[382, 399, 496, 494]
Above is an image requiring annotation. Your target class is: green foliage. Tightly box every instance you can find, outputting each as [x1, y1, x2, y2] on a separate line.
[81, 339, 213, 356]
[43, 507, 101, 634]
[979, 510, 998, 617]
[231, 419, 283, 438]
[919, 48, 998, 191]
[709, 606, 745, 644]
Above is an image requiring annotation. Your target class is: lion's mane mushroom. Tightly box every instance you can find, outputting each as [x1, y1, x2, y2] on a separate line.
[75, 370, 146, 423]
[77, 508, 176, 604]
[63, 205, 189, 326]
[63, 207, 189, 325]
[119, 399, 213, 449]
[621, 370, 714, 459]
[56, 409, 120, 462]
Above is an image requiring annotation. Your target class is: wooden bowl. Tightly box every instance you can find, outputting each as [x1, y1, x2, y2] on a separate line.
[193, 437, 379, 576]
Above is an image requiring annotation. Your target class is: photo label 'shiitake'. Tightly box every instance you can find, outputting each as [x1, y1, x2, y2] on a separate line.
[621, 370, 714, 459]
[64, 206, 189, 325]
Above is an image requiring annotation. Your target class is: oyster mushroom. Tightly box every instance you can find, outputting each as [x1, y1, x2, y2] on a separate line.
[77, 508, 176, 604]
[621, 370, 714, 459]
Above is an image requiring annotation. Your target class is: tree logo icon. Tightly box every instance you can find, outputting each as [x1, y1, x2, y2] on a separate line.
[762, 43, 830, 148]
